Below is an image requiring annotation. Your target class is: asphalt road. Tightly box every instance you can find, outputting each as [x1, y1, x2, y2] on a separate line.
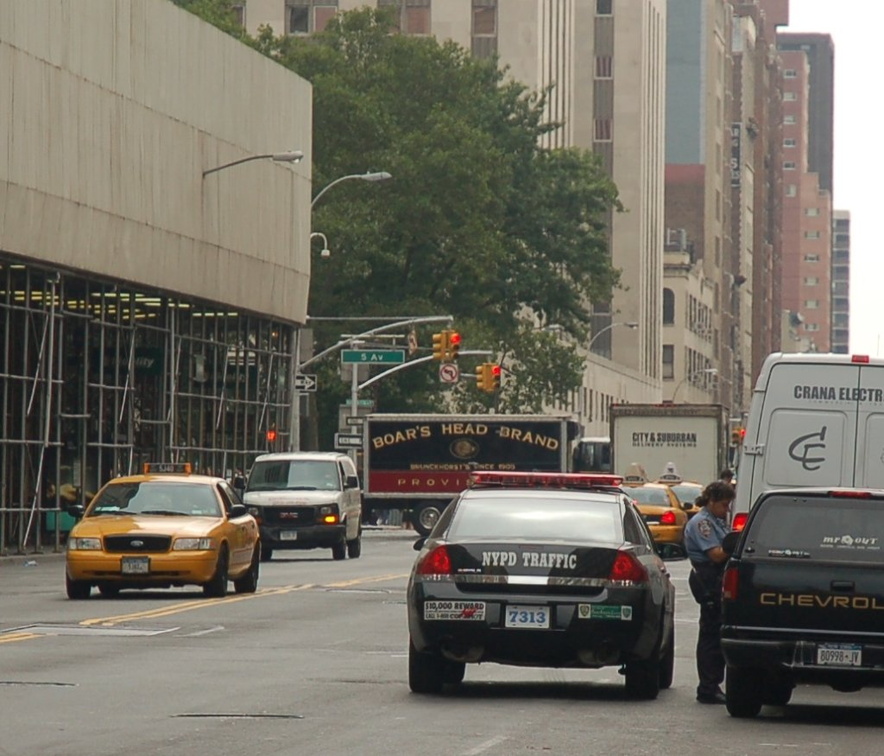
[2, 529, 883, 756]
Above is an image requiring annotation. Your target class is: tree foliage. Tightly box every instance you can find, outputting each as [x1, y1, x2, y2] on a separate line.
[172, 3, 622, 443]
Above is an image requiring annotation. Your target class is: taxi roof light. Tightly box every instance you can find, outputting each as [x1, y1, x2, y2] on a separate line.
[143, 462, 192, 474]
[469, 471, 624, 489]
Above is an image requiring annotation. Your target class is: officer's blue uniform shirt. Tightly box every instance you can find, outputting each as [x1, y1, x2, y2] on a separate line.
[684, 507, 730, 563]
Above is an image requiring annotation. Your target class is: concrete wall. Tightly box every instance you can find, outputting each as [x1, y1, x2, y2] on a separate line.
[0, 0, 312, 324]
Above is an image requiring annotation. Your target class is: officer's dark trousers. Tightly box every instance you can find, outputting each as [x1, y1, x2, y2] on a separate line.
[696, 596, 725, 698]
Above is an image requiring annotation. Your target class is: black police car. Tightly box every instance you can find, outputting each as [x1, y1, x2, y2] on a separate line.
[406, 472, 680, 699]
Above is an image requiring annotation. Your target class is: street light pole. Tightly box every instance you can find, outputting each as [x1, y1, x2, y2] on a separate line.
[201, 151, 303, 177]
[588, 321, 639, 351]
[311, 171, 392, 208]
[671, 368, 718, 402]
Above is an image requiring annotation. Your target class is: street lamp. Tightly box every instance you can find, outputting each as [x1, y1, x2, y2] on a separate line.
[588, 321, 639, 351]
[311, 171, 392, 208]
[671, 368, 718, 402]
[201, 150, 304, 178]
[310, 231, 331, 258]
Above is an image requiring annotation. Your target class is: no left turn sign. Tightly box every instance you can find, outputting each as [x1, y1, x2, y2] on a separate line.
[439, 363, 460, 384]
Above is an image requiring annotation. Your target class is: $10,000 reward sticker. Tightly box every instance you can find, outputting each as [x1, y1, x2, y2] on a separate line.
[424, 601, 486, 621]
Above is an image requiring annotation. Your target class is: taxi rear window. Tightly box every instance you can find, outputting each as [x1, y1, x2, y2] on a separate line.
[744, 494, 884, 562]
[670, 484, 702, 505]
[448, 494, 621, 542]
[627, 487, 670, 506]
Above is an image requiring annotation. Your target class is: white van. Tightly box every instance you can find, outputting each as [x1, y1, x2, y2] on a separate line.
[732, 352, 884, 529]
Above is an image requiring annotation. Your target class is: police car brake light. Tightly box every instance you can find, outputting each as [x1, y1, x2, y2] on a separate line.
[608, 552, 647, 582]
[416, 545, 452, 575]
[851, 354, 871, 363]
[143, 462, 192, 474]
[731, 512, 748, 532]
[828, 489, 873, 499]
[469, 471, 624, 489]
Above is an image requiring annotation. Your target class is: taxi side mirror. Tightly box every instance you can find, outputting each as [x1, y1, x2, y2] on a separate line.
[229, 503, 248, 519]
[67, 504, 85, 520]
[682, 501, 693, 510]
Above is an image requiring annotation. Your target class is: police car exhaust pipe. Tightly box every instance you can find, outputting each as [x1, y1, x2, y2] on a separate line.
[578, 646, 620, 666]
[442, 643, 483, 663]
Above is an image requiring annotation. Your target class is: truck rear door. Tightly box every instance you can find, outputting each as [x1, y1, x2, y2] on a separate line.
[855, 362, 884, 487]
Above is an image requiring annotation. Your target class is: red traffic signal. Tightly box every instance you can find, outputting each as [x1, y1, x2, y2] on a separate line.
[448, 331, 461, 360]
[266, 428, 278, 442]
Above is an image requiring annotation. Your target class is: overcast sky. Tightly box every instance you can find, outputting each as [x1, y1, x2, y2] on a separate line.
[785, 2, 880, 355]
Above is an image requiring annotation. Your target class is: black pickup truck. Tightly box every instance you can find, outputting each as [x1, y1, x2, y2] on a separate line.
[721, 487, 884, 718]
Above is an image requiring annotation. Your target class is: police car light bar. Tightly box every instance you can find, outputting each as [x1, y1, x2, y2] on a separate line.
[469, 471, 624, 488]
[143, 462, 192, 474]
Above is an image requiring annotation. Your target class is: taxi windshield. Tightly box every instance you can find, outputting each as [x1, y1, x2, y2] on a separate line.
[449, 494, 621, 542]
[88, 482, 222, 517]
[627, 487, 671, 506]
[246, 459, 341, 492]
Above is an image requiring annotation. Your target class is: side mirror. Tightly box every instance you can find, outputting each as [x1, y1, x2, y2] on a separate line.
[722, 531, 740, 556]
[682, 501, 693, 510]
[657, 543, 687, 561]
[345, 475, 360, 490]
[67, 504, 85, 520]
[413, 537, 427, 551]
[229, 503, 248, 519]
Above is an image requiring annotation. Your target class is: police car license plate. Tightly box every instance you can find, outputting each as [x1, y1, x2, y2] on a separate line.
[280, 531, 298, 541]
[121, 556, 149, 575]
[505, 605, 550, 629]
[816, 644, 861, 666]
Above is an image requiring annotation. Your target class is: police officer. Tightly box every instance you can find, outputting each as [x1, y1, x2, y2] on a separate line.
[684, 480, 735, 704]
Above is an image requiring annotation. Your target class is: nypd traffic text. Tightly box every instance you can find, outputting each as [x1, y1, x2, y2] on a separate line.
[481, 550, 577, 569]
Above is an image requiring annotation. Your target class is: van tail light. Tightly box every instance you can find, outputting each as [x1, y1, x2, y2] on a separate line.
[416, 545, 452, 575]
[722, 566, 739, 601]
[609, 552, 648, 583]
[731, 512, 748, 532]
[828, 489, 873, 499]
[660, 510, 677, 526]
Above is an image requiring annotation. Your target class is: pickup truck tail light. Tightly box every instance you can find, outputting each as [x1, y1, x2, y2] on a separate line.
[416, 545, 452, 575]
[609, 552, 648, 583]
[722, 566, 739, 601]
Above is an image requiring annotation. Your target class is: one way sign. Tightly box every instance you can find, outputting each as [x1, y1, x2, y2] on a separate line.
[294, 373, 317, 392]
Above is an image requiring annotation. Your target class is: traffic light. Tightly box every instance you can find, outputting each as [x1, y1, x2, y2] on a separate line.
[476, 363, 489, 391]
[266, 428, 278, 443]
[432, 331, 449, 361]
[731, 427, 745, 445]
[490, 363, 501, 391]
[448, 331, 461, 360]
[476, 363, 501, 393]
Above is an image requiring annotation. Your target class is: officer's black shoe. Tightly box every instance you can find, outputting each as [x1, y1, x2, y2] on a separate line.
[696, 691, 726, 705]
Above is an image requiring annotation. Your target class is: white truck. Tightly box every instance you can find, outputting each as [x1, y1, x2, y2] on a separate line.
[609, 403, 730, 485]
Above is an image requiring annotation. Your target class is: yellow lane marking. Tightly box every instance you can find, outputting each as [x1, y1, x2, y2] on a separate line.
[325, 572, 408, 588]
[0, 633, 43, 645]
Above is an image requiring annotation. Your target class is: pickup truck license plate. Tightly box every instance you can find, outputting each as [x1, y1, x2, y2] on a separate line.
[121, 556, 149, 575]
[505, 605, 550, 629]
[280, 531, 298, 541]
[816, 644, 862, 666]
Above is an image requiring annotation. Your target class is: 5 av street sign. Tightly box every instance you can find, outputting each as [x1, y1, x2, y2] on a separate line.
[341, 349, 405, 364]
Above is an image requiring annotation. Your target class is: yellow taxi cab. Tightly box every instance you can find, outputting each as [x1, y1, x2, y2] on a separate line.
[655, 467, 704, 519]
[65, 463, 260, 600]
[620, 465, 688, 545]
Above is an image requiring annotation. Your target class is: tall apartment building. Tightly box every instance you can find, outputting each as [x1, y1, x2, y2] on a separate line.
[242, 0, 668, 435]
[831, 210, 850, 353]
[778, 48, 831, 352]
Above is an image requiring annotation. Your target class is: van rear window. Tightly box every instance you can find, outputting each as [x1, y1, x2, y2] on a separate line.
[744, 494, 884, 562]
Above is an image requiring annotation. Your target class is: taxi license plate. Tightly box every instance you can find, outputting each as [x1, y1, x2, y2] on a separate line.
[121, 556, 149, 575]
[505, 605, 550, 629]
[280, 531, 298, 541]
[816, 644, 862, 666]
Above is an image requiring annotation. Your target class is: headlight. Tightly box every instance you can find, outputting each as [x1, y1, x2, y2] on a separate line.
[247, 506, 261, 517]
[173, 538, 215, 551]
[319, 505, 337, 515]
[68, 537, 102, 550]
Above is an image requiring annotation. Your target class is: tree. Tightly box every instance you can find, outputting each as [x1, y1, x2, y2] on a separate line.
[172, 3, 622, 444]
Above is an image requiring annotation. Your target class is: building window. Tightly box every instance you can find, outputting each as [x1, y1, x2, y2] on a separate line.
[784, 138, 796, 148]
[596, 0, 613, 14]
[289, 4, 309, 33]
[783, 161, 796, 170]
[287, 2, 338, 34]
[804, 230, 820, 239]
[405, 4, 431, 35]
[784, 114, 796, 124]
[662, 345, 674, 380]
[595, 56, 613, 78]
[804, 277, 819, 285]
[594, 119, 612, 142]
[231, 4, 245, 27]
[805, 207, 819, 216]
[805, 323, 820, 332]
[805, 300, 819, 309]
[804, 253, 820, 262]
[472, 1, 496, 36]
[662, 288, 675, 325]
[785, 184, 797, 197]
[783, 91, 797, 101]
[784, 69, 798, 78]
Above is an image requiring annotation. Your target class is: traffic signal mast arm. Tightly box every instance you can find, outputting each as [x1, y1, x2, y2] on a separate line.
[357, 351, 493, 392]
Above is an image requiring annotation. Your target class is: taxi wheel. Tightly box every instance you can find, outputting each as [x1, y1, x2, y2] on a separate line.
[725, 666, 763, 718]
[233, 546, 260, 594]
[408, 638, 445, 694]
[203, 546, 229, 598]
[346, 534, 362, 559]
[260, 546, 273, 562]
[624, 655, 661, 700]
[331, 540, 347, 561]
[658, 632, 675, 690]
[98, 585, 120, 598]
[66, 574, 91, 600]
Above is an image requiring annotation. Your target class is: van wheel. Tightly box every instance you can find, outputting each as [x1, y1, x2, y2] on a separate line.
[331, 540, 347, 560]
[347, 534, 362, 559]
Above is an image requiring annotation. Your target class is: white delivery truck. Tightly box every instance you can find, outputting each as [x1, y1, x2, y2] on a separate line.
[731, 352, 884, 529]
[609, 403, 729, 486]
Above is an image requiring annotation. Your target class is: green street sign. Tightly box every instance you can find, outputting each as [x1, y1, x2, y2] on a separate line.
[341, 349, 405, 364]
